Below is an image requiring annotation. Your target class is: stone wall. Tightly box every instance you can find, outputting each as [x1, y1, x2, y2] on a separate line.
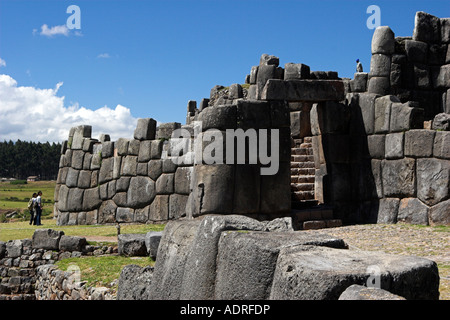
[53, 11, 449, 227]
[54, 120, 194, 225]
[0, 229, 116, 300]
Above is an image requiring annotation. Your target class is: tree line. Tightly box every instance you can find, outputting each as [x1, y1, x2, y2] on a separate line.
[0, 140, 61, 180]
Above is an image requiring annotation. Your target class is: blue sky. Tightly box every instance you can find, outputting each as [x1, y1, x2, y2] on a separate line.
[0, 0, 449, 142]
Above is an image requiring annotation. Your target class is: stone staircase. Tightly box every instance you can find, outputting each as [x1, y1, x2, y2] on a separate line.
[290, 136, 342, 230]
[291, 137, 316, 208]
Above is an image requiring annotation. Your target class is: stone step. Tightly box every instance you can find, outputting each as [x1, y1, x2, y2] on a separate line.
[293, 207, 334, 222]
[290, 176, 315, 184]
[303, 136, 313, 143]
[302, 219, 342, 230]
[291, 168, 315, 175]
[291, 190, 315, 201]
[291, 147, 313, 156]
[290, 161, 315, 169]
[291, 183, 315, 192]
[300, 143, 312, 149]
[291, 200, 318, 210]
[291, 155, 315, 163]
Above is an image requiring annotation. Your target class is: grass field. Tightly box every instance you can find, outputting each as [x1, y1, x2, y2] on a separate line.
[0, 180, 56, 221]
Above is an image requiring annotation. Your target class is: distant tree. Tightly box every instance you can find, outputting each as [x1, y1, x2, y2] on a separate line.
[0, 140, 61, 180]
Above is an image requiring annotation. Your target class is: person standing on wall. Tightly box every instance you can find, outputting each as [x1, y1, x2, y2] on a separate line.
[356, 59, 363, 72]
[35, 191, 43, 226]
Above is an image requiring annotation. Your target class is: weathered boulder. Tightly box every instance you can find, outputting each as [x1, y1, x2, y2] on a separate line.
[145, 231, 163, 260]
[148, 219, 202, 300]
[371, 26, 395, 54]
[284, 63, 310, 80]
[376, 198, 400, 224]
[214, 231, 347, 300]
[413, 12, 441, 44]
[338, 284, 406, 300]
[6, 240, 23, 258]
[432, 113, 450, 131]
[179, 215, 266, 300]
[416, 158, 450, 206]
[127, 176, 156, 208]
[404, 129, 435, 158]
[381, 158, 416, 197]
[59, 235, 87, 252]
[261, 79, 345, 102]
[117, 264, 154, 300]
[118, 234, 147, 256]
[134, 118, 157, 141]
[397, 198, 429, 225]
[429, 199, 450, 225]
[32, 229, 64, 250]
[370, 54, 391, 77]
[269, 245, 439, 300]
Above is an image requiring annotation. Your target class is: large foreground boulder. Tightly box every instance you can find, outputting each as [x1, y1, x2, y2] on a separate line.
[338, 284, 406, 300]
[117, 264, 154, 300]
[269, 245, 439, 300]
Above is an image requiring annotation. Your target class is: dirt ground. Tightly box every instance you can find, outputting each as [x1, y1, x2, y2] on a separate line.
[303, 223, 449, 300]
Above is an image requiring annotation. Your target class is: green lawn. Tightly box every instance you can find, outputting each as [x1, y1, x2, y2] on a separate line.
[56, 255, 154, 289]
[0, 218, 165, 242]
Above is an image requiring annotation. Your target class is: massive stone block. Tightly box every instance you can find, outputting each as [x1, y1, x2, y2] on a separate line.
[191, 164, 235, 216]
[385, 132, 404, 159]
[155, 173, 174, 195]
[413, 11, 441, 44]
[404, 129, 435, 158]
[405, 40, 428, 63]
[370, 54, 391, 77]
[32, 229, 64, 250]
[260, 161, 291, 213]
[371, 26, 395, 54]
[233, 165, 260, 214]
[350, 72, 368, 92]
[215, 231, 347, 300]
[98, 200, 117, 224]
[374, 95, 400, 133]
[98, 157, 114, 184]
[148, 219, 201, 300]
[284, 63, 310, 80]
[169, 194, 188, 219]
[389, 102, 424, 132]
[82, 187, 101, 211]
[59, 235, 87, 252]
[118, 234, 147, 257]
[416, 158, 450, 206]
[381, 158, 416, 197]
[376, 198, 400, 223]
[67, 188, 84, 212]
[261, 79, 345, 102]
[429, 199, 450, 225]
[127, 176, 156, 208]
[398, 198, 429, 225]
[433, 131, 450, 159]
[198, 104, 237, 131]
[149, 195, 169, 221]
[269, 245, 439, 300]
[339, 284, 406, 300]
[179, 215, 266, 300]
[134, 118, 157, 141]
[117, 265, 153, 300]
[367, 76, 390, 95]
[174, 167, 192, 195]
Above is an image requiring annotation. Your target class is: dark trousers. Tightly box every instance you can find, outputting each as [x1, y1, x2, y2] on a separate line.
[29, 209, 35, 224]
[34, 207, 42, 225]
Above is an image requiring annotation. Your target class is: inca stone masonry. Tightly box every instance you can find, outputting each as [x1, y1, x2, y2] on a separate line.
[53, 11, 449, 228]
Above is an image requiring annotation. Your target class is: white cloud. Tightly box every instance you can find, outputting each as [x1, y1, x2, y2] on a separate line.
[39, 24, 69, 37]
[97, 53, 110, 59]
[0, 74, 138, 143]
[0, 58, 5, 67]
